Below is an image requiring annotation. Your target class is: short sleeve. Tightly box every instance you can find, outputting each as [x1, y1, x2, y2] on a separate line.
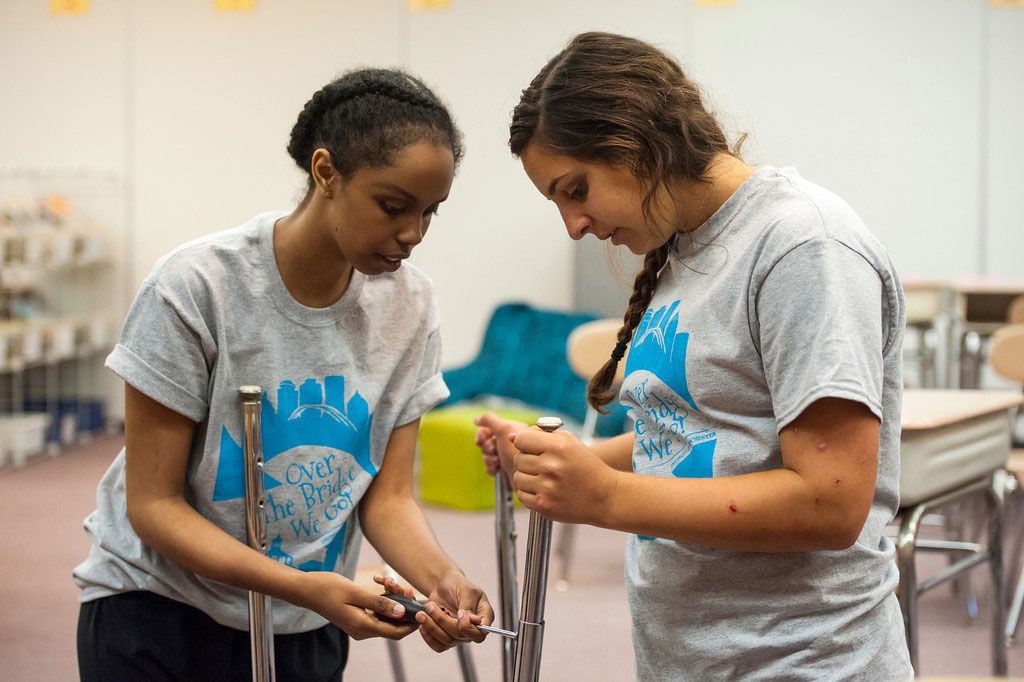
[105, 281, 214, 422]
[754, 238, 885, 431]
[395, 312, 450, 427]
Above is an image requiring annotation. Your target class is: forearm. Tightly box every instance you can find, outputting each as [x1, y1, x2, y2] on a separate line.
[129, 495, 318, 611]
[359, 495, 462, 597]
[603, 468, 865, 552]
[589, 432, 635, 472]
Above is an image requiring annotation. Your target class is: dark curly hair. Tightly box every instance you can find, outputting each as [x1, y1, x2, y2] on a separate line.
[288, 67, 463, 196]
[509, 32, 741, 411]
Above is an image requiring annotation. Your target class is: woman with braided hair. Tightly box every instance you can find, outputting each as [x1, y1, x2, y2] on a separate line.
[75, 68, 493, 681]
[476, 32, 912, 680]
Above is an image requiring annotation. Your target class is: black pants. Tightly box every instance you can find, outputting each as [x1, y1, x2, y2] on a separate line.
[78, 591, 348, 682]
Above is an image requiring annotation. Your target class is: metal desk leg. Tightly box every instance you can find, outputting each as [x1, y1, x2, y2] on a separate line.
[986, 473, 1007, 675]
[895, 473, 1007, 677]
[896, 503, 925, 671]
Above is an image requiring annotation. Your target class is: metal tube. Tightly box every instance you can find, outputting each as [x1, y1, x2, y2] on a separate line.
[495, 471, 519, 682]
[239, 386, 276, 682]
[986, 473, 1007, 675]
[512, 417, 562, 682]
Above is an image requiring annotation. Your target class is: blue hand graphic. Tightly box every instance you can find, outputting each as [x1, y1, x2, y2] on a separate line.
[624, 301, 697, 412]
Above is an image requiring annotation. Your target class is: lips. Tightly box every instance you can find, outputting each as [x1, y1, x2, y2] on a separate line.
[377, 254, 406, 272]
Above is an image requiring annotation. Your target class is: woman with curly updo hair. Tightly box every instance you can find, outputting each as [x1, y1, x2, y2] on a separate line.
[75, 68, 492, 681]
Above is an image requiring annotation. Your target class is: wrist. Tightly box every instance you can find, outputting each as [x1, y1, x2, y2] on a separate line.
[289, 569, 332, 613]
[599, 469, 628, 530]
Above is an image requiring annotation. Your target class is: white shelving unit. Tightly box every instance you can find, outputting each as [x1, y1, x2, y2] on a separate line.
[0, 166, 125, 469]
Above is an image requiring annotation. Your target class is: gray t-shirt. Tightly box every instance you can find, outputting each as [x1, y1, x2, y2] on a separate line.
[73, 211, 449, 634]
[620, 167, 912, 680]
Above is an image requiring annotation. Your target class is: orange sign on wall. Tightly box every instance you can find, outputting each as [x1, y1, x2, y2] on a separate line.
[50, 0, 88, 15]
[410, 0, 451, 10]
[215, 0, 255, 12]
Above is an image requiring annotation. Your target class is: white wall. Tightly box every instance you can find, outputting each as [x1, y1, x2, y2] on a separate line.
[2, 0, 1022, 368]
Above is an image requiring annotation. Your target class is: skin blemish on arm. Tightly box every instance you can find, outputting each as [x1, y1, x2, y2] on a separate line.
[729, 503, 738, 513]
[817, 442, 827, 451]
[834, 478, 841, 486]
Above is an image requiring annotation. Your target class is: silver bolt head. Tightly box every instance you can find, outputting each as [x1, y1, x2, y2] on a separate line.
[536, 416, 564, 432]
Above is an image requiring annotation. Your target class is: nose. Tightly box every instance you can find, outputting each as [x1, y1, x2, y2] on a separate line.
[398, 216, 428, 247]
[558, 204, 591, 240]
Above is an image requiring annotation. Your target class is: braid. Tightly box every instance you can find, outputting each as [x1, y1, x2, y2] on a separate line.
[587, 242, 671, 412]
[287, 67, 463, 187]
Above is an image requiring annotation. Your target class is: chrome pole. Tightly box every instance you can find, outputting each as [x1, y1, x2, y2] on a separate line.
[512, 416, 563, 682]
[239, 386, 275, 682]
[495, 468, 519, 682]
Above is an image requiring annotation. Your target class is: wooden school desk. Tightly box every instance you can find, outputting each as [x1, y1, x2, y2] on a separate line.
[895, 389, 1024, 676]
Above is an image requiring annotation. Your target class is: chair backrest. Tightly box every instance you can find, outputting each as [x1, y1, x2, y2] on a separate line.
[567, 318, 627, 385]
[989, 324, 1024, 385]
[441, 303, 628, 437]
[1008, 295, 1024, 325]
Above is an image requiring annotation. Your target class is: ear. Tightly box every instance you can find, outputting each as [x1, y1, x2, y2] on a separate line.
[310, 148, 337, 198]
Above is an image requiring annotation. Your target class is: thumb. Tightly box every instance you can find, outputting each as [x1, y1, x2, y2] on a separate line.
[362, 589, 407, 621]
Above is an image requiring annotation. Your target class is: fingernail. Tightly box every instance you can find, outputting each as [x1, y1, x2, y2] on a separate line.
[457, 610, 465, 619]
[392, 603, 404, 618]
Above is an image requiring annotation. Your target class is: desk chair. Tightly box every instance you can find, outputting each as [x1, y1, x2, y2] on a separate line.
[552, 319, 629, 590]
[904, 282, 944, 388]
[1008, 296, 1024, 326]
[987, 325, 1024, 642]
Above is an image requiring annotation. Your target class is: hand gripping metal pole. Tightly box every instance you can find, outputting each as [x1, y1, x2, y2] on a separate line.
[239, 386, 276, 682]
[512, 416, 563, 682]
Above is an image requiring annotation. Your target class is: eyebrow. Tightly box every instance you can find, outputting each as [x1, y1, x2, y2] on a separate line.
[374, 182, 418, 202]
[547, 174, 568, 198]
[373, 181, 448, 206]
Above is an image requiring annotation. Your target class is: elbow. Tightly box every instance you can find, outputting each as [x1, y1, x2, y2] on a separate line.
[811, 507, 870, 551]
[125, 497, 152, 546]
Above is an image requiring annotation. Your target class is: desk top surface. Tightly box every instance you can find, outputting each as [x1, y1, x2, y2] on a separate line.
[902, 389, 1024, 430]
[899, 275, 1024, 295]
[951, 275, 1024, 295]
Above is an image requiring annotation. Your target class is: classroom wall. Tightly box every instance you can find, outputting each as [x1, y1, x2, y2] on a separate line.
[1, 0, 1022, 368]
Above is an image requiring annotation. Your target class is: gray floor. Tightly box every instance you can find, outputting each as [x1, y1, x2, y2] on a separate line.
[2, 435, 1023, 680]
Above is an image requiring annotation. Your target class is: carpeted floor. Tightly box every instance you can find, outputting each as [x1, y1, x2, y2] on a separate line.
[2, 434, 1023, 681]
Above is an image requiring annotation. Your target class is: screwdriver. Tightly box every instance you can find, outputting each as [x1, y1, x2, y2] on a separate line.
[381, 593, 518, 638]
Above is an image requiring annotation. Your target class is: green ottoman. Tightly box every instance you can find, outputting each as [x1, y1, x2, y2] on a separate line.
[418, 403, 541, 511]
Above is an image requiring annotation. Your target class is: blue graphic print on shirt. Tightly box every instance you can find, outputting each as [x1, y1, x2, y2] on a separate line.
[214, 376, 373, 571]
[624, 301, 716, 480]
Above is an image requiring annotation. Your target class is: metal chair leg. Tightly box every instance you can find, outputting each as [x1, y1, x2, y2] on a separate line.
[386, 640, 407, 682]
[239, 386, 276, 682]
[456, 644, 479, 682]
[553, 522, 577, 592]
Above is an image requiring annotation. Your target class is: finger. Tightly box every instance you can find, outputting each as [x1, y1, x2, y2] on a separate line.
[418, 624, 453, 653]
[510, 429, 556, 455]
[364, 590, 408, 621]
[454, 609, 486, 643]
[484, 454, 500, 476]
[373, 576, 414, 598]
[414, 604, 460, 649]
[426, 601, 466, 641]
[473, 426, 493, 447]
[512, 451, 544, 476]
[515, 488, 539, 511]
[354, 608, 418, 639]
[474, 412, 507, 433]
[481, 435, 498, 457]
